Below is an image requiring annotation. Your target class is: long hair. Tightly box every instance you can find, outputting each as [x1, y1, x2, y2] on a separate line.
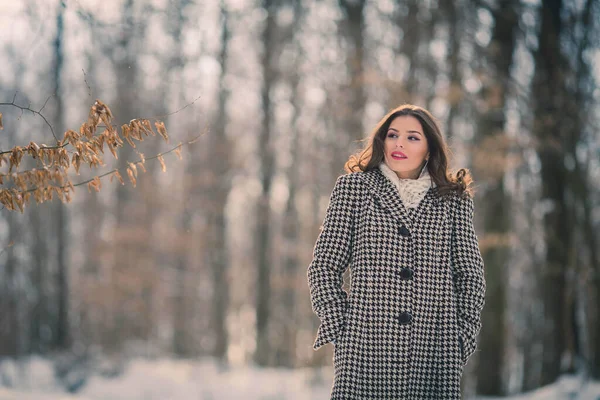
[344, 104, 473, 197]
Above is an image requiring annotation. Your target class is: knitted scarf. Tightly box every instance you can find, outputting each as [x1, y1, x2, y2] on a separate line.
[378, 161, 435, 209]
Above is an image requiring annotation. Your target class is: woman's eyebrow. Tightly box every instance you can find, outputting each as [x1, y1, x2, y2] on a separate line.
[387, 128, 423, 136]
[407, 130, 423, 136]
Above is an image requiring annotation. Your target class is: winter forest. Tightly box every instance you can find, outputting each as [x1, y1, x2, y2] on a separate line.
[0, 0, 599, 399]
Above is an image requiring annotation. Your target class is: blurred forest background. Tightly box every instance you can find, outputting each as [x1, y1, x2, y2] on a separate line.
[1, 0, 599, 398]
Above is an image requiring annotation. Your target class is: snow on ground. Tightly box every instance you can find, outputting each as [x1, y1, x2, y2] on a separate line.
[0, 356, 599, 400]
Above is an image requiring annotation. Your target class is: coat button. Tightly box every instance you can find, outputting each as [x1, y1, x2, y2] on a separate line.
[398, 312, 413, 325]
[399, 267, 414, 280]
[399, 225, 410, 237]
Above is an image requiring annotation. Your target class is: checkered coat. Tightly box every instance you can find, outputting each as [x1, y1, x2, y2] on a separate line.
[307, 168, 486, 399]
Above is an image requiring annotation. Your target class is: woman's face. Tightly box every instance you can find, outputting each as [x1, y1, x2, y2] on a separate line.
[383, 115, 429, 179]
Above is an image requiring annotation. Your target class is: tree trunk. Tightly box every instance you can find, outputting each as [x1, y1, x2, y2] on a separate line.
[0, 213, 20, 357]
[254, 0, 277, 367]
[29, 207, 49, 353]
[52, 0, 70, 350]
[473, 0, 519, 395]
[394, 0, 419, 102]
[338, 0, 366, 145]
[531, 0, 573, 385]
[209, 0, 232, 361]
[109, 0, 140, 350]
[442, 0, 461, 141]
[568, 0, 597, 378]
[275, 36, 303, 368]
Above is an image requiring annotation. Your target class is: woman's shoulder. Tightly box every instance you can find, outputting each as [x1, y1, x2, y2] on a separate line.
[339, 169, 368, 180]
[336, 169, 377, 188]
[433, 187, 474, 210]
[330, 170, 372, 199]
[440, 189, 475, 217]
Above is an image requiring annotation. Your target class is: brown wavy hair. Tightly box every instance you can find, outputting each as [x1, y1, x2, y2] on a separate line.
[344, 104, 473, 197]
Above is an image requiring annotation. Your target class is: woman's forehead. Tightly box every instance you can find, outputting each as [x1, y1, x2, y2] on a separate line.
[389, 115, 423, 132]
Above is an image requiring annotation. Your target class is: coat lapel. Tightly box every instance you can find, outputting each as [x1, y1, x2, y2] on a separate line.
[360, 168, 414, 230]
[360, 168, 443, 230]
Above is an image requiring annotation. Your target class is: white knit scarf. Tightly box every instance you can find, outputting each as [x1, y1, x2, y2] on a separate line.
[378, 161, 435, 209]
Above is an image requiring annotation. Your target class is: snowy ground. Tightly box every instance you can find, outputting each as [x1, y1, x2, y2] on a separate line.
[0, 357, 599, 400]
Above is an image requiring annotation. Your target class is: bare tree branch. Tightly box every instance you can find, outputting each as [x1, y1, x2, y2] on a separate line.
[0, 94, 58, 142]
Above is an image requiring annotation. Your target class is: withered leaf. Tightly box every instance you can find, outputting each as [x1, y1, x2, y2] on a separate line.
[157, 155, 166, 172]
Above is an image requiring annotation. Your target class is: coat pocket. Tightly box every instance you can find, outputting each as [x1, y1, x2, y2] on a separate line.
[313, 306, 347, 350]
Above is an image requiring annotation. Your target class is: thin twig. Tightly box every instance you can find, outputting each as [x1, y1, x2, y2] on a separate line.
[82, 68, 92, 97]
[38, 94, 55, 115]
[0, 97, 58, 142]
[152, 95, 202, 120]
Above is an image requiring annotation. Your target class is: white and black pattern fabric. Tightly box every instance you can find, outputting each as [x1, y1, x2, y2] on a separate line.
[307, 168, 486, 399]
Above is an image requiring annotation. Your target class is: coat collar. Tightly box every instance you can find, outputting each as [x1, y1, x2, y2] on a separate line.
[359, 168, 440, 230]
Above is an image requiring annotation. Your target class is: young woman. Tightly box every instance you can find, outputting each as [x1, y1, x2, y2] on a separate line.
[307, 104, 486, 399]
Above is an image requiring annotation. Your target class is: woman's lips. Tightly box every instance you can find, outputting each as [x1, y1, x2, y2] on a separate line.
[391, 151, 407, 160]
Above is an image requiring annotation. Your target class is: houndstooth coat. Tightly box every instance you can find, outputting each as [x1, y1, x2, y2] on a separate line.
[307, 167, 486, 399]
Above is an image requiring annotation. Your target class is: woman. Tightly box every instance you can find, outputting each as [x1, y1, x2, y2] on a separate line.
[307, 104, 486, 399]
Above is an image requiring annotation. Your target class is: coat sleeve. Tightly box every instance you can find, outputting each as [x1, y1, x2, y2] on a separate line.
[451, 194, 486, 365]
[307, 174, 356, 350]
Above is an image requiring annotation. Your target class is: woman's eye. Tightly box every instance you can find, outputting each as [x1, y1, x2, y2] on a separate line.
[387, 133, 397, 138]
[408, 136, 420, 141]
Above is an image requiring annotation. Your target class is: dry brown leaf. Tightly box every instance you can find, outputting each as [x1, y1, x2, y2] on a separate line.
[139, 119, 151, 136]
[56, 170, 67, 186]
[130, 120, 141, 140]
[174, 143, 183, 160]
[99, 110, 111, 128]
[141, 119, 155, 136]
[0, 112, 3, 130]
[114, 171, 124, 185]
[0, 190, 11, 210]
[72, 152, 81, 174]
[87, 176, 101, 193]
[107, 142, 118, 159]
[127, 167, 137, 187]
[95, 134, 106, 153]
[27, 142, 40, 159]
[59, 148, 70, 168]
[157, 155, 166, 172]
[155, 121, 169, 142]
[125, 135, 136, 148]
[15, 192, 24, 213]
[90, 155, 103, 168]
[128, 162, 138, 177]
[9, 147, 24, 172]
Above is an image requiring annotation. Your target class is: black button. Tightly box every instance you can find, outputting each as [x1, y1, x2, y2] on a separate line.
[398, 312, 413, 325]
[399, 225, 410, 237]
[399, 267, 414, 280]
